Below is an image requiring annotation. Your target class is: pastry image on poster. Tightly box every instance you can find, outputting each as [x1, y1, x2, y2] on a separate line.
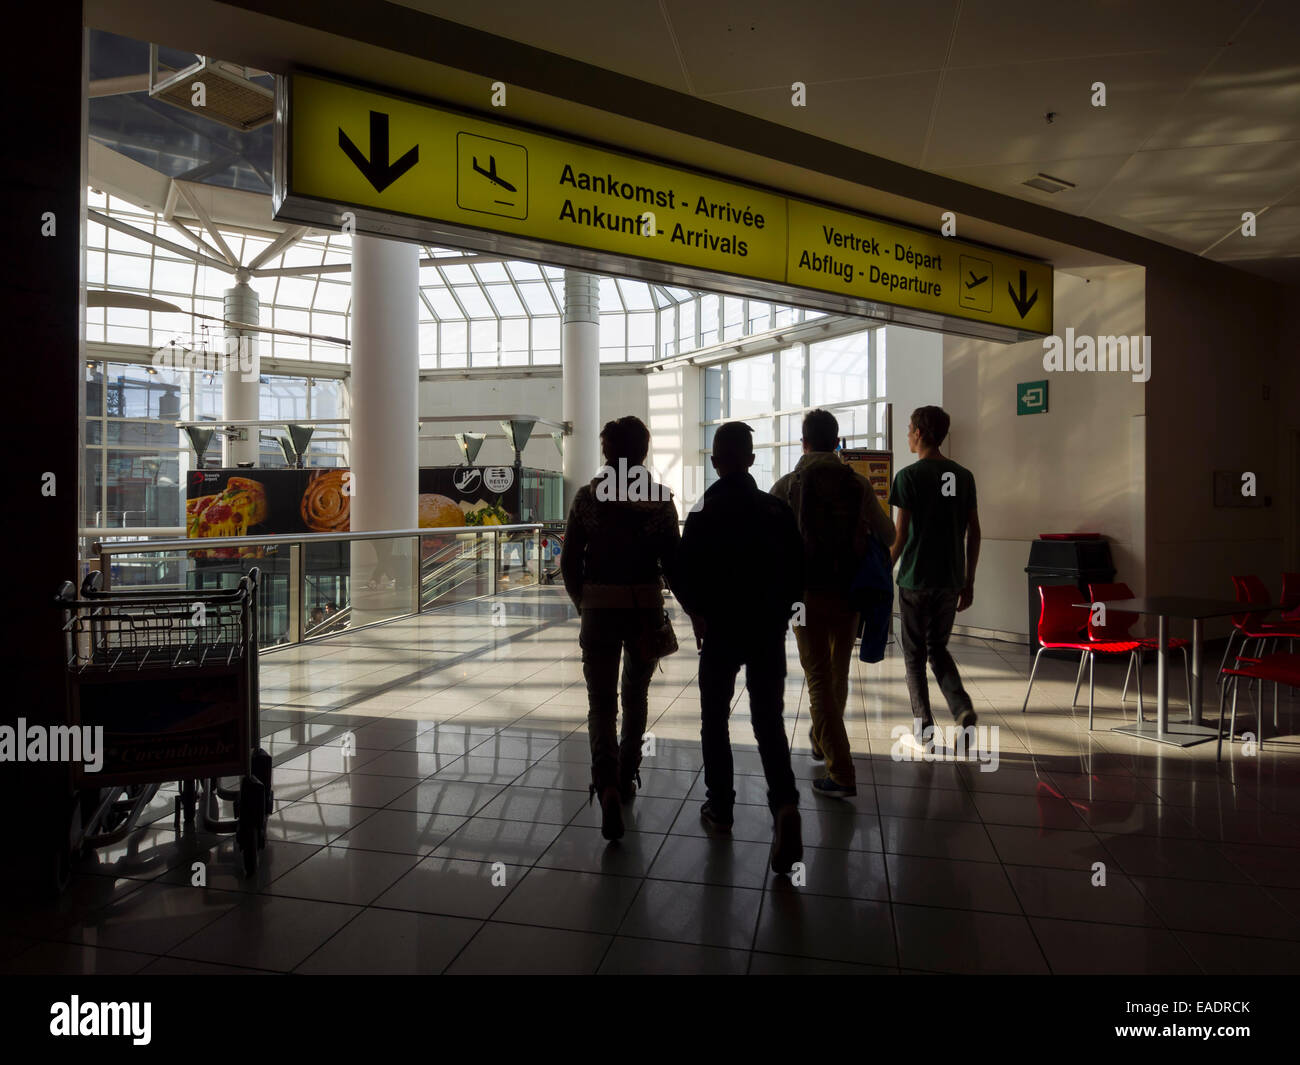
[301, 470, 351, 531]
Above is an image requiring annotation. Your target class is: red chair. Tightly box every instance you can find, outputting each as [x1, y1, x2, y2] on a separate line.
[1088, 582, 1190, 720]
[1023, 585, 1143, 730]
[1216, 652, 1300, 760]
[1280, 572, 1300, 621]
[1219, 576, 1300, 683]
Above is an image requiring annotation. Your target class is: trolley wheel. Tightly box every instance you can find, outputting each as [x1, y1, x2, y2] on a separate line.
[251, 749, 273, 815]
[239, 836, 259, 877]
[48, 795, 80, 899]
[180, 779, 197, 822]
[236, 775, 265, 877]
[50, 844, 72, 899]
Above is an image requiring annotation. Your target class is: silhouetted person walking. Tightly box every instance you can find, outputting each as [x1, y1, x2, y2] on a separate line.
[889, 405, 980, 747]
[677, 421, 804, 875]
[772, 409, 894, 798]
[561, 416, 681, 842]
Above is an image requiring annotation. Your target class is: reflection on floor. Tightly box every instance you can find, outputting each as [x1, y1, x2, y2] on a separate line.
[5, 587, 1299, 974]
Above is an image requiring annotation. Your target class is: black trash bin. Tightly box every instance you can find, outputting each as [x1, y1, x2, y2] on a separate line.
[1025, 535, 1116, 656]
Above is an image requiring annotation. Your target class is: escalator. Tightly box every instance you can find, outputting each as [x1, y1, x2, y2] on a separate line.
[420, 536, 489, 607]
[298, 541, 481, 638]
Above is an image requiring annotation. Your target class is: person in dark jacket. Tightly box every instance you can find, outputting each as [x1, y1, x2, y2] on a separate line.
[675, 421, 804, 876]
[560, 416, 681, 842]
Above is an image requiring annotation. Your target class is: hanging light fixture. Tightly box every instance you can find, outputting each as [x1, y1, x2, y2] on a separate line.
[499, 418, 536, 467]
[454, 432, 487, 466]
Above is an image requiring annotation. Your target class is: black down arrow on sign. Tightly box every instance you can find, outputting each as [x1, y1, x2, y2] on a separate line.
[1008, 269, 1039, 319]
[339, 111, 419, 193]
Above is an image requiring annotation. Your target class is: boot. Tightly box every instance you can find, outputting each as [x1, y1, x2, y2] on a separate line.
[589, 781, 624, 841]
[770, 803, 803, 875]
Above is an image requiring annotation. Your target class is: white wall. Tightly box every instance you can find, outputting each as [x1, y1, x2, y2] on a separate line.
[648, 362, 701, 512]
[941, 267, 1147, 639]
[416, 372, 648, 477]
[884, 326, 944, 469]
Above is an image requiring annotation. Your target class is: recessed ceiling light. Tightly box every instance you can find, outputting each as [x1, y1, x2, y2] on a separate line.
[1023, 173, 1076, 194]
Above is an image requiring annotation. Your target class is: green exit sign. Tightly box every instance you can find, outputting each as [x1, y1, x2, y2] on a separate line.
[1017, 379, 1049, 415]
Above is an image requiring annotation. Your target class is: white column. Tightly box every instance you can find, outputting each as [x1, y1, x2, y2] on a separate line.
[222, 275, 260, 467]
[562, 270, 600, 510]
[349, 235, 419, 626]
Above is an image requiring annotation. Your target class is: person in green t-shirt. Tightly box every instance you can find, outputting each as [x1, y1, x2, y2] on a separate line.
[888, 406, 981, 746]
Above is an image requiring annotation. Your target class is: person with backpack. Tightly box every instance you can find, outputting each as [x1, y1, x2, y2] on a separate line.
[675, 421, 805, 875]
[889, 405, 980, 747]
[772, 409, 894, 798]
[560, 416, 682, 842]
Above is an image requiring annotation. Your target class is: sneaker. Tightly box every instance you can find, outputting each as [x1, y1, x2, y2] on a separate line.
[955, 707, 978, 731]
[599, 786, 624, 841]
[700, 800, 733, 833]
[770, 804, 803, 875]
[812, 776, 857, 799]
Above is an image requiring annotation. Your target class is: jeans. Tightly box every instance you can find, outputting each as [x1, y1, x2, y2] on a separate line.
[792, 591, 860, 786]
[579, 607, 661, 793]
[698, 629, 799, 814]
[898, 587, 973, 730]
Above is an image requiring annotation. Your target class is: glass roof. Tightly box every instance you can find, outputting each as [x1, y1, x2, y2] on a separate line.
[87, 190, 822, 368]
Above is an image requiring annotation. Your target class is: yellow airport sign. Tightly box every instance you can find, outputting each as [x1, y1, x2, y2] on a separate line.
[786, 201, 1053, 335]
[279, 72, 1052, 336]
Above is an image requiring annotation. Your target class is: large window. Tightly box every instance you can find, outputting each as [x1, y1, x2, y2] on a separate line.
[700, 329, 885, 493]
[83, 356, 347, 532]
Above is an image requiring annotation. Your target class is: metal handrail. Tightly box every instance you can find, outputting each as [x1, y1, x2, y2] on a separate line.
[91, 523, 548, 642]
[93, 523, 544, 556]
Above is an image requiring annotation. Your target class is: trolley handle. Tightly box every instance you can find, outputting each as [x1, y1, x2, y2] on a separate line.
[72, 566, 259, 606]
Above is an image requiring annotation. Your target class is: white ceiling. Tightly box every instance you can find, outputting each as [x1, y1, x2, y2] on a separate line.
[395, 0, 1300, 281]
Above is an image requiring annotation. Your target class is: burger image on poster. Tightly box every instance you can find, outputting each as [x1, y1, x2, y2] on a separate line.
[418, 493, 463, 528]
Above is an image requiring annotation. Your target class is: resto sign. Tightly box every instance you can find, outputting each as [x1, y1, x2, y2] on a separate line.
[276, 72, 1052, 337]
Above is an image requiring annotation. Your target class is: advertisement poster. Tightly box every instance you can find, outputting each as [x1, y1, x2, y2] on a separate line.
[187, 469, 352, 557]
[841, 449, 893, 517]
[417, 465, 520, 529]
[187, 466, 527, 554]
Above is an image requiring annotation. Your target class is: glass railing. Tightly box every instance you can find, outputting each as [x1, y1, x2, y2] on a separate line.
[89, 524, 546, 653]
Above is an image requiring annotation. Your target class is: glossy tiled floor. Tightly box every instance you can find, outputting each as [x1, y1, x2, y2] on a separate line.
[5, 588, 1299, 974]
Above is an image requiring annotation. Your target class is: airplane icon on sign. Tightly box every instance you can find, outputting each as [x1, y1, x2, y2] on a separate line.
[472, 155, 517, 193]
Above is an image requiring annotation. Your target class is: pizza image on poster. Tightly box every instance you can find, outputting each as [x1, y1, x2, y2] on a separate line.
[186, 472, 270, 558]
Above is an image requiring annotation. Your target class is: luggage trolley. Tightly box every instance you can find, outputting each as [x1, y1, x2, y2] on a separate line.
[539, 522, 565, 585]
[54, 567, 273, 885]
